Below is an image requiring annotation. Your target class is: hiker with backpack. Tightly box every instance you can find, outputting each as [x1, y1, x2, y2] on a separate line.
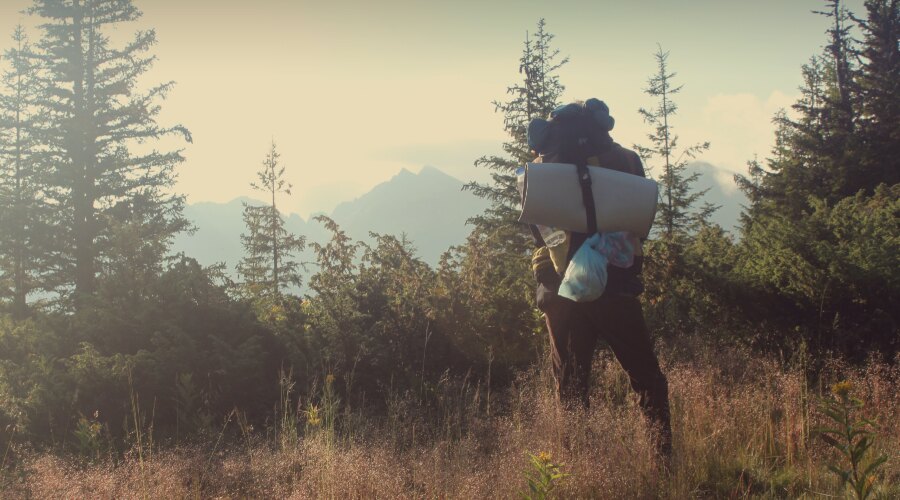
[522, 99, 673, 458]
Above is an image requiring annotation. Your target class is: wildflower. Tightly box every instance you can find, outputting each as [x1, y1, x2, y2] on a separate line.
[831, 380, 853, 399]
[537, 451, 552, 463]
[306, 404, 322, 427]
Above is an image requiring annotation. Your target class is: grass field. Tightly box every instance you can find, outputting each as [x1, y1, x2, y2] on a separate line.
[2, 345, 897, 499]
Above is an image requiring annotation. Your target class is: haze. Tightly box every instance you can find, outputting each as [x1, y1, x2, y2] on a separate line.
[0, 0, 863, 217]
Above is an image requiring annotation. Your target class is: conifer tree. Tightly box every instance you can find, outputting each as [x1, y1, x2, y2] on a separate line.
[852, 0, 900, 189]
[29, 0, 191, 307]
[465, 18, 567, 238]
[815, 0, 857, 130]
[634, 46, 718, 336]
[635, 45, 713, 242]
[451, 20, 566, 367]
[744, 0, 897, 217]
[730, 1, 899, 355]
[237, 141, 305, 299]
[0, 26, 49, 319]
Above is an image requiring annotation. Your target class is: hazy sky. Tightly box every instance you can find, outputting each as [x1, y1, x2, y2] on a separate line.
[0, 0, 865, 217]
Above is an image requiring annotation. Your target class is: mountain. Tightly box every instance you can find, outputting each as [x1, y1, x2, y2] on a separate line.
[171, 166, 490, 275]
[172, 162, 743, 281]
[683, 161, 748, 232]
[330, 166, 489, 262]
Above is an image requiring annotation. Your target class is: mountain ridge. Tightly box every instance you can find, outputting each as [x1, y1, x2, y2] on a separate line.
[172, 166, 489, 275]
[172, 162, 746, 279]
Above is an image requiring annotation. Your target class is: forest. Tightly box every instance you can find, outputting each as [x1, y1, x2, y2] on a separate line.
[0, 0, 897, 498]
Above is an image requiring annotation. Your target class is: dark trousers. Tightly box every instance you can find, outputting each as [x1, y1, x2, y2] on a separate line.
[543, 293, 672, 455]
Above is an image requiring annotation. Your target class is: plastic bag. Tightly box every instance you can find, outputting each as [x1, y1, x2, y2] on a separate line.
[558, 232, 635, 302]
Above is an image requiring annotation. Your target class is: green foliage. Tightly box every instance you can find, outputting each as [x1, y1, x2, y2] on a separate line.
[0, 256, 290, 448]
[71, 411, 105, 461]
[635, 45, 713, 242]
[449, 19, 566, 381]
[634, 46, 723, 339]
[433, 228, 540, 378]
[29, 0, 192, 304]
[303, 215, 366, 383]
[814, 381, 888, 499]
[174, 372, 213, 439]
[734, 185, 898, 355]
[0, 25, 51, 320]
[237, 141, 305, 301]
[521, 451, 569, 500]
[465, 18, 566, 268]
[728, 0, 899, 356]
[466, 18, 567, 218]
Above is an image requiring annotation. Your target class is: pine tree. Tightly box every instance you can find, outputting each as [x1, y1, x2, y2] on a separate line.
[465, 18, 567, 239]
[0, 26, 49, 319]
[449, 20, 566, 370]
[852, 0, 900, 189]
[29, 0, 191, 307]
[237, 141, 305, 299]
[730, 1, 900, 355]
[634, 46, 718, 336]
[815, 0, 857, 130]
[745, 57, 832, 218]
[635, 45, 713, 242]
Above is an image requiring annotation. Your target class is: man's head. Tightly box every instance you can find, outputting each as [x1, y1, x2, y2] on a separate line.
[527, 98, 615, 163]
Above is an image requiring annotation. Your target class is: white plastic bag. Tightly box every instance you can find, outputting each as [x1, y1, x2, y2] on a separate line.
[558, 234, 608, 302]
[558, 232, 636, 302]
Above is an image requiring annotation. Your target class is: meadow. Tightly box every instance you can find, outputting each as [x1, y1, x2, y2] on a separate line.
[4, 343, 897, 499]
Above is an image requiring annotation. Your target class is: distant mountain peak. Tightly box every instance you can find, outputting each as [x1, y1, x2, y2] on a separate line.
[419, 165, 460, 182]
[175, 165, 490, 272]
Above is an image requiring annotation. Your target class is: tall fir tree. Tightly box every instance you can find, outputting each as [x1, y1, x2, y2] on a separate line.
[0, 26, 50, 319]
[237, 141, 305, 300]
[635, 45, 713, 242]
[731, 1, 900, 356]
[448, 20, 567, 369]
[634, 46, 718, 336]
[816, 0, 857, 130]
[744, 0, 897, 217]
[29, 0, 191, 308]
[851, 0, 900, 189]
[465, 18, 567, 239]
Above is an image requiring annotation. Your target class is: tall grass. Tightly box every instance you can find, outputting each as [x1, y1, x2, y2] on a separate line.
[3, 345, 898, 499]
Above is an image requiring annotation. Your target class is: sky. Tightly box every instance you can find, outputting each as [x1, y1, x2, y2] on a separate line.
[0, 0, 866, 218]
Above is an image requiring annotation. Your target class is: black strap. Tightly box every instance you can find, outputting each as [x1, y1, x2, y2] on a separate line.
[529, 224, 546, 248]
[576, 162, 598, 234]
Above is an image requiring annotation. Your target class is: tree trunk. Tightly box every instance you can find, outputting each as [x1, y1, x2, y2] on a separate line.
[72, 0, 96, 305]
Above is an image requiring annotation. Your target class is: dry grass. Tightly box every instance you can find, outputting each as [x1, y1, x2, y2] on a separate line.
[2, 346, 898, 499]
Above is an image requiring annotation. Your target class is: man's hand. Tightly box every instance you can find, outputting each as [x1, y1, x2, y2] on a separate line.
[532, 247, 561, 290]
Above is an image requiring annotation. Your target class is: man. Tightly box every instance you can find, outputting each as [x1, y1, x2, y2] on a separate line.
[526, 99, 672, 458]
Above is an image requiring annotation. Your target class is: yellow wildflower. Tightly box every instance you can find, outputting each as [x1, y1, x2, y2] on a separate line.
[537, 451, 552, 463]
[831, 380, 853, 399]
[306, 404, 322, 427]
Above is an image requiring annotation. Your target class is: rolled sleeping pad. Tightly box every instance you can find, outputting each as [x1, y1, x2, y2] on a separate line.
[518, 162, 659, 238]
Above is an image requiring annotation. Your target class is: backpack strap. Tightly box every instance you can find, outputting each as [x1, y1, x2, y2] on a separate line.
[576, 162, 598, 235]
[529, 224, 546, 248]
[575, 134, 599, 235]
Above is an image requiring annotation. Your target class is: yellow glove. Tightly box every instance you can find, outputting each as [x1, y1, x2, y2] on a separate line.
[532, 247, 553, 274]
[532, 246, 561, 290]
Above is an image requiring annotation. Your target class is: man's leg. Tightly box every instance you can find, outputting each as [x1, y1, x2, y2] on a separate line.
[589, 294, 672, 457]
[544, 300, 599, 408]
